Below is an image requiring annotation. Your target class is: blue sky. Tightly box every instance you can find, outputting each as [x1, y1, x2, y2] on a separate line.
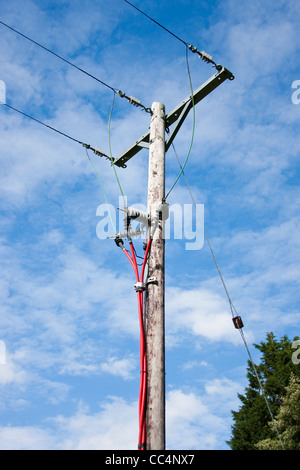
[0, 0, 299, 450]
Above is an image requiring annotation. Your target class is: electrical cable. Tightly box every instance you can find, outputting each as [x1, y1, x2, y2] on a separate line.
[165, 46, 195, 200]
[1, 99, 117, 234]
[107, 92, 126, 208]
[0, 19, 151, 113]
[123, 0, 188, 47]
[85, 148, 116, 234]
[1, 100, 110, 158]
[238, 328, 285, 450]
[0, 19, 117, 93]
[122, 0, 219, 68]
[1, 101, 85, 146]
[130, 241, 147, 449]
[116, 236, 152, 450]
[172, 143, 285, 450]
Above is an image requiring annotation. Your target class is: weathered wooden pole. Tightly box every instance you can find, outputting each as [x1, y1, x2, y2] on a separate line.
[145, 101, 166, 450]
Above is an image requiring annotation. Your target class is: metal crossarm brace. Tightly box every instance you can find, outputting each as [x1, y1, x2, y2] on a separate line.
[113, 66, 234, 168]
[165, 100, 190, 152]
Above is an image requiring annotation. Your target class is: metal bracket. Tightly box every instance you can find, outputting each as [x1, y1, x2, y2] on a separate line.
[165, 100, 190, 152]
[134, 282, 145, 292]
[112, 66, 234, 168]
[134, 277, 157, 292]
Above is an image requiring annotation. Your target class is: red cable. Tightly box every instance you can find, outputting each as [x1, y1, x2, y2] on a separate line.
[139, 239, 152, 448]
[121, 239, 152, 450]
[129, 243, 146, 447]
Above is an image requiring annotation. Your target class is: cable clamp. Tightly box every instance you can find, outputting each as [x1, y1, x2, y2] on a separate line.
[117, 90, 126, 98]
[188, 44, 198, 53]
[156, 201, 169, 221]
[134, 282, 145, 292]
[82, 143, 108, 158]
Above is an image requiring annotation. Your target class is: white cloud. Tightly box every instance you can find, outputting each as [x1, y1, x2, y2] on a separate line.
[49, 398, 139, 450]
[166, 385, 239, 450]
[0, 356, 26, 386]
[0, 425, 56, 450]
[181, 360, 209, 371]
[0, 397, 136, 450]
[166, 286, 242, 345]
[204, 377, 242, 414]
[1, 0, 300, 452]
[100, 355, 136, 381]
[0, 380, 242, 450]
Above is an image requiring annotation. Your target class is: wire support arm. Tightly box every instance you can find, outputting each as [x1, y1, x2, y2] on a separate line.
[113, 66, 234, 168]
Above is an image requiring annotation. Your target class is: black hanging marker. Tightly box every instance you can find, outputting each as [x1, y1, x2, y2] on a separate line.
[232, 316, 244, 329]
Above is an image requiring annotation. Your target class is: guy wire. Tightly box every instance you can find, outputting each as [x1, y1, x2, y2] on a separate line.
[172, 144, 285, 450]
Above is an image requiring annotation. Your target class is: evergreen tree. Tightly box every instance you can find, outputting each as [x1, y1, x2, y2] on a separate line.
[227, 333, 300, 450]
[256, 374, 300, 450]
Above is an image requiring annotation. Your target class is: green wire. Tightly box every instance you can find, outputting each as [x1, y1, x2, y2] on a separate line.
[85, 148, 116, 233]
[165, 46, 196, 200]
[108, 92, 126, 209]
[85, 92, 127, 237]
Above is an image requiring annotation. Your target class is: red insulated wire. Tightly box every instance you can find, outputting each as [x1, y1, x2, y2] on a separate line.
[130, 243, 147, 449]
[122, 245, 136, 271]
[141, 239, 152, 284]
[139, 239, 152, 449]
[121, 239, 152, 450]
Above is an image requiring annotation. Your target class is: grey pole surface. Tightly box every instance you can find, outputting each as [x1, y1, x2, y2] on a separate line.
[145, 102, 166, 450]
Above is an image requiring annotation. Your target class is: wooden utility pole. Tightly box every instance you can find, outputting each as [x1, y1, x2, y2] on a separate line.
[145, 102, 166, 450]
[112, 67, 234, 450]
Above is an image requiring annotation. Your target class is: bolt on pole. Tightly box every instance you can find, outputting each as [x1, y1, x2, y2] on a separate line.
[145, 102, 166, 450]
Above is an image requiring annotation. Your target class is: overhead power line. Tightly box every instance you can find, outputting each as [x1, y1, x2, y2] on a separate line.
[1, 99, 121, 233]
[122, 0, 219, 69]
[123, 0, 188, 46]
[0, 19, 151, 113]
[0, 19, 117, 93]
[1, 100, 108, 158]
